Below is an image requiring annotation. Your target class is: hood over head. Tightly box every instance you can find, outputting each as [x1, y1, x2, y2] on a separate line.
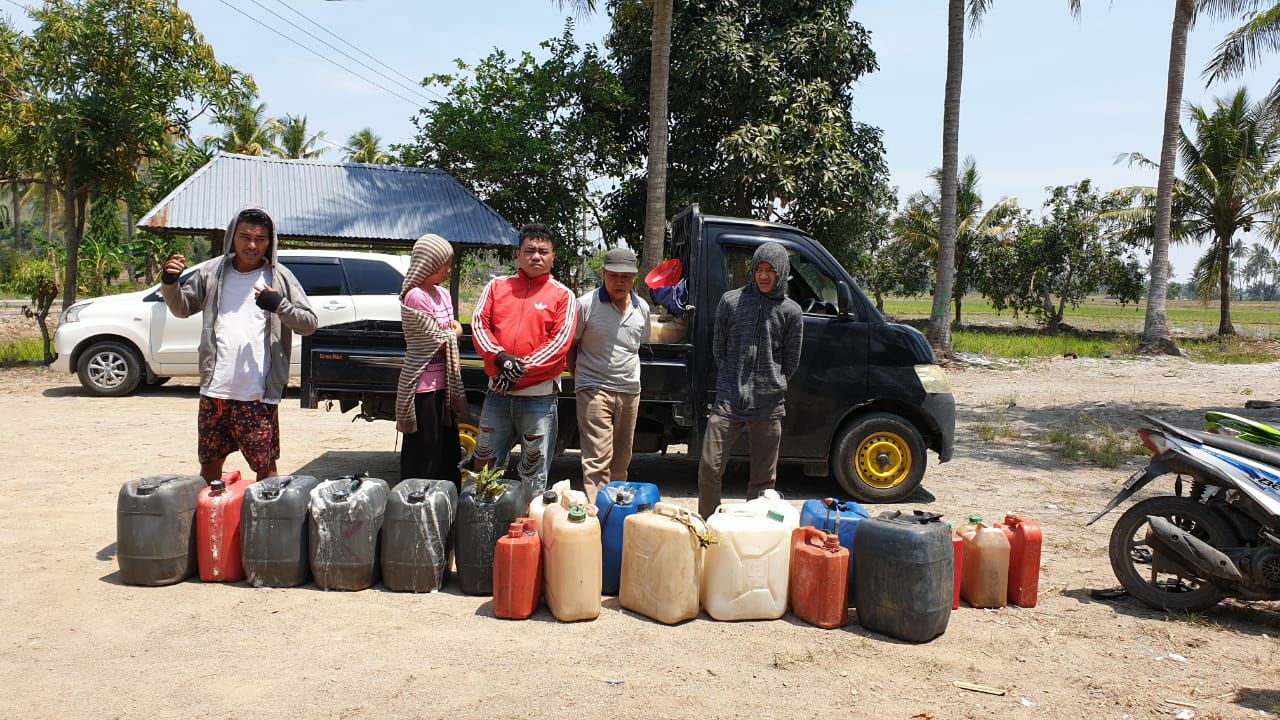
[224, 205, 280, 268]
[401, 233, 454, 298]
[750, 242, 789, 300]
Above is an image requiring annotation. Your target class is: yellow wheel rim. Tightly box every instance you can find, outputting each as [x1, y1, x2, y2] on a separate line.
[854, 431, 912, 489]
[458, 423, 479, 462]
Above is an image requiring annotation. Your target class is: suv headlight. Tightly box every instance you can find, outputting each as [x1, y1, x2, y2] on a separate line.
[914, 364, 951, 394]
[61, 303, 87, 324]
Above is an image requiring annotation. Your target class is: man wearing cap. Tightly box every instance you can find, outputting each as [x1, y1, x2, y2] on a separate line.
[569, 247, 650, 504]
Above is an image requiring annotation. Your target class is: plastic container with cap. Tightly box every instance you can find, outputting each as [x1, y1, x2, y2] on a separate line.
[700, 502, 791, 621]
[382, 479, 458, 592]
[788, 526, 850, 629]
[117, 474, 206, 586]
[241, 475, 321, 588]
[958, 517, 1010, 609]
[854, 510, 952, 643]
[196, 471, 252, 582]
[620, 502, 705, 624]
[308, 475, 390, 591]
[455, 476, 524, 595]
[746, 489, 800, 530]
[527, 479, 584, 538]
[543, 503, 602, 621]
[493, 517, 542, 619]
[997, 514, 1042, 608]
[596, 481, 661, 595]
[948, 523, 964, 610]
[799, 497, 870, 605]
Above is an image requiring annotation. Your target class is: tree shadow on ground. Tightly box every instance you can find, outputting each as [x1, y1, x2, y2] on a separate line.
[1234, 688, 1280, 715]
[292, 450, 399, 482]
[1060, 587, 1280, 639]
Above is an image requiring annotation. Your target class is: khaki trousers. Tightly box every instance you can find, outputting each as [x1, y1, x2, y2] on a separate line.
[576, 388, 641, 503]
[697, 411, 782, 519]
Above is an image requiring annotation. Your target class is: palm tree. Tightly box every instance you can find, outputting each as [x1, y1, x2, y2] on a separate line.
[1204, 1, 1280, 99]
[211, 101, 281, 156]
[278, 114, 327, 159]
[893, 157, 1018, 327]
[1119, 88, 1280, 335]
[556, 0, 671, 279]
[345, 128, 388, 164]
[1243, 241, 1278, 297]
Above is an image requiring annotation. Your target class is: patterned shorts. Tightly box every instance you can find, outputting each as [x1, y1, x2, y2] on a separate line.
[197, 396, 280, 472]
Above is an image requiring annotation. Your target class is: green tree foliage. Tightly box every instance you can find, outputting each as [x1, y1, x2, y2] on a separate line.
[11, 254, 59, 364]
[346, 127, 388, 164]
[278, 114, 327, 159]
[976, 181, 1145, 332]
[1116, 88, 1280, 335]
[402, 25, 626, 288]
[211, 100, 281, 156]
[79, 195, 127, 297]
[605, 0, 893, 266]
[1, 0, 250, 308]
[891, 157, 1018, 325]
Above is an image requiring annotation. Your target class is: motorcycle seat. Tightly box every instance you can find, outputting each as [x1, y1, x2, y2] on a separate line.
[1181, 426, 1280, 469]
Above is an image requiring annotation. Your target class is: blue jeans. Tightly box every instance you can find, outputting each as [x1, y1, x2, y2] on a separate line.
[474, 391, 558, 496]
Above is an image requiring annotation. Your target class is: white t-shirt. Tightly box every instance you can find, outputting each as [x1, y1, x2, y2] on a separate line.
[203, 265, 274, 403]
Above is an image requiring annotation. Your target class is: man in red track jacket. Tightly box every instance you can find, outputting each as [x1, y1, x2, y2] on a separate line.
[471, 223, 577, 495]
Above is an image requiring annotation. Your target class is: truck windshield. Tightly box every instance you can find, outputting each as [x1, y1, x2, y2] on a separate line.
[723, 245, 841, 316]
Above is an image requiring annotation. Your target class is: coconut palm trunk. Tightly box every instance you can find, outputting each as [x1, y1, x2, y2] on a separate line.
[1139, 0, 1194, 355]
[641, 0, 673, 279]
[928, 0, 965, 356]
[1218, 229, 1235, 335]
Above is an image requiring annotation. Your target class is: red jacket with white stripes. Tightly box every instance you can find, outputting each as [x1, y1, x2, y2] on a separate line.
[470, 270, 578, 391]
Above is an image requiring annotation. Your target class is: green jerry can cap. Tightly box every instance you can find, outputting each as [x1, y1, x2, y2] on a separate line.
[968, 515, 983, 523]
[568, 505, 587, 523]
[767, 510, 784, 523]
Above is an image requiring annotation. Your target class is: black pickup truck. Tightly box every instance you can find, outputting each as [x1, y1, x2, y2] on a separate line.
[301, 205, 955, 502]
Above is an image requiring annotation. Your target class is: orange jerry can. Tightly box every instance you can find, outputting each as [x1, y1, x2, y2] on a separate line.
[950, 529, 964, 610]
[789, 527, 850, 629]
[494, 518, 542, 619]
[999, 515, 1042, 608]
[196, 471, 251, 582]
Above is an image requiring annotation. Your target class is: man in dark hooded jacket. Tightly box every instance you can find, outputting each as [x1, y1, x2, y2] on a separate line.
[697, 242, 803, 519]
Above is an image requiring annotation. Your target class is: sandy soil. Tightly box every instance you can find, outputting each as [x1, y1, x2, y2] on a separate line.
[2, 358, 1280, 719]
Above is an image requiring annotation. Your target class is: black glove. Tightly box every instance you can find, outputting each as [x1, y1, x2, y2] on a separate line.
[491, 374, 513, 394]
[494, 351, 524, 376]
[161, 269, 180, 285]
[255, 288, 283, 313]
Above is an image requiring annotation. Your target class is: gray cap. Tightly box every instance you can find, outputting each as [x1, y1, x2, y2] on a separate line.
[602, 247, 638, 274]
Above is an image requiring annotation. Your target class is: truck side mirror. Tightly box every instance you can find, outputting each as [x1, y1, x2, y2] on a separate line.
[836, 281, 853, 316]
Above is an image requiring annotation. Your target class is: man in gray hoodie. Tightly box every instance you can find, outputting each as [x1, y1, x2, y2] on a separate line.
[161, 206, 317, 483]
[697, 242, 803, 519]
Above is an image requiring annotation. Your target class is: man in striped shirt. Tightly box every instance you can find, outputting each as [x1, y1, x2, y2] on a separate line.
[470, 223, 578, 495]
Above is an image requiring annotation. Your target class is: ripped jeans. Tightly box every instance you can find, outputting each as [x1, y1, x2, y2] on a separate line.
[473, 391, 558, 497]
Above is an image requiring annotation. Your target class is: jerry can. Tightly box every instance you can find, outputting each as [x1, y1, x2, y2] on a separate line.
[701, 502, 791, 621]
[527, 479, 582, 538]
[543, 503, 602, 621]
[950, 526, 964, 611]
[799, 497, 869, 604]
[196, 471, 252, 582]
[789, 527, 849, 629]
[619, 502, 705, 625]
[998, 514, 1042, 608]
[493, 518, 542, 619]
[746, 489, 800, 529]
[959, 518, 1010, 609]
[596, 481, 661, 595]
[854, 510, 952, 643]
[117, 474, 206, 586]
[455, 476, 524, 595]
[382, 479, 458, 592]
[308, 475, 390, 591]
[241, 475, 321, 588]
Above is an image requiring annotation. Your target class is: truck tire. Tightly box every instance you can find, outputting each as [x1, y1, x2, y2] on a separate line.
[832, 412, 927, 503]
[76, 340, 143, 396]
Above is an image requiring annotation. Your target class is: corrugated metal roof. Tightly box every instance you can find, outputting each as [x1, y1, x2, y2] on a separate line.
[137, 152, 518, 247]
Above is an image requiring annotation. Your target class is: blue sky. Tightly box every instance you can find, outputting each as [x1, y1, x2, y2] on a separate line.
[6, 1, 1280, 281]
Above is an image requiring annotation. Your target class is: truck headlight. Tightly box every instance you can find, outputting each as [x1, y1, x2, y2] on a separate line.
[60, 303, 86, 324]
[914, 364, 951, 394]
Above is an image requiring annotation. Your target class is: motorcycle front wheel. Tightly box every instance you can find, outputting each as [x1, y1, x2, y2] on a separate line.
[1108, 495, 1236, 612]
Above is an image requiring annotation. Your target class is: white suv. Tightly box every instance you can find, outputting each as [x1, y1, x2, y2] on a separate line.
[52, 249, 409, 395]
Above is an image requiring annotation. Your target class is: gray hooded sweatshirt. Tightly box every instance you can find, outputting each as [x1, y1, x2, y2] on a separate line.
[160, 206, 317, 402]
[712, 242, 804, 420]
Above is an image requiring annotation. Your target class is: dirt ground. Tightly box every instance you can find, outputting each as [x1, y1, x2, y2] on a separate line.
[2, 358, 1280, 720]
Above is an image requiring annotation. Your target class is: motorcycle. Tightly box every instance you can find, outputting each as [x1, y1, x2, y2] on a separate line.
[1087, 415, 1280, 611]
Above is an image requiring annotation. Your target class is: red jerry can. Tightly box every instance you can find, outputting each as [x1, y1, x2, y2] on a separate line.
[196, 471, 253, 582]
[494, 518, 542, 619]
[789, 527, 850, 629]
[951, 530, 964, 610]
[999, 515, 1042, 608]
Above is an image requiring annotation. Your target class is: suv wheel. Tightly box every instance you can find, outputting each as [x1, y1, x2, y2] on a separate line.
[832, 412, 927, 503]
[77, 341, 143, 396]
